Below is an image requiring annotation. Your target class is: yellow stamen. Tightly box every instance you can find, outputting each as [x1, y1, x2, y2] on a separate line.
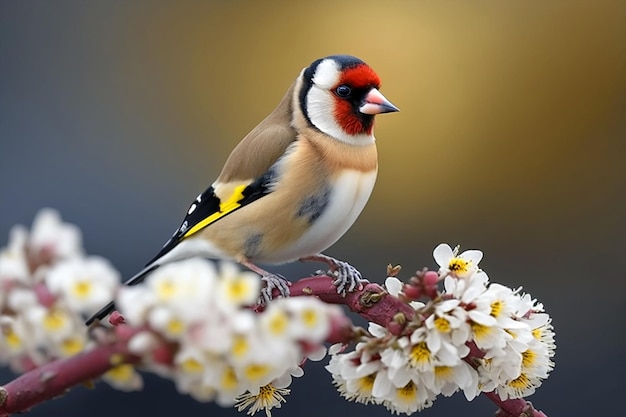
[235, 383, 290, 416]
[521, 349, 536, 368]
[448, 258, 469, 273]
[409, 342, 431, 367]
[244, 363, 271, 382]
[166, 318, 185, 335]
[434, 317, 451, 333]
[471, 322, 491, 340]
[156, 279, 177, 300]
[72, 280, 92, 299]
[5, 329, 21, 349]
[181, 357, 204, 373]
[397, 380, 417, 402]
[60, 336, 84, 356]
[227, 278, 248, 300]
[301, 308, 318, 328]
[43, 310, 67, 331]
[267, 311, 288, 336]
[106, 364, 135, 382]
[434, 366, 452, 379]
[221, 366, 238, 390]
[231, 335, 249, 358]
[258, 384, 280, 401]
[357, 374, 376, 392]
[508, 372, 531, 389]
[490, 300, 503, 318]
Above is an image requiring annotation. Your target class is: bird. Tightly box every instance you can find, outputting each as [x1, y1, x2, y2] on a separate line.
[86, 54, 398, 326]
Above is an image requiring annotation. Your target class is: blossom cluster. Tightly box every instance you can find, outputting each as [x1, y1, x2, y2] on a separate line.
[0, 209, 119, 371]
[1, 210, 556, 417]
[326, 244, 555, 415]
[114, 258, 343, 416]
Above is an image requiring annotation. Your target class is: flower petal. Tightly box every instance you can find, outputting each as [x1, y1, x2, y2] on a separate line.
[433, 244, 453, 268]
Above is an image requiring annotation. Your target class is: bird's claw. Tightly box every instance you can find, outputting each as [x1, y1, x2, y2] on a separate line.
[328, 260, 367, 296]
[259, 273, 291, 306]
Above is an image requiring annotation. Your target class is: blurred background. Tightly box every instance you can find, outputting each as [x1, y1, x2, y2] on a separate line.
[1, 1, 625, 416]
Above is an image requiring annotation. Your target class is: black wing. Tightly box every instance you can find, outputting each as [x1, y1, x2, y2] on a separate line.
[145, 167, 278, 267]
[85, 167, 279, 326]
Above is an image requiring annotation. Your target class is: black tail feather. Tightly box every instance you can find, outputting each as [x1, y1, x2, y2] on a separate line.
[85, 264, 160, 326]
[85, 300, 116, 326]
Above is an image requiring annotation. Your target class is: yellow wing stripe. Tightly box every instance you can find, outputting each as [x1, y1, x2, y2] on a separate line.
[183, 184, 247, 238]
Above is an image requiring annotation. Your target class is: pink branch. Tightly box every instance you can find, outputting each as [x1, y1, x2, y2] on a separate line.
[0, 340, 140, 416]
[0, 274, 548, 417]
[286, 276, 416, 334]
[484, 393, 548, 417]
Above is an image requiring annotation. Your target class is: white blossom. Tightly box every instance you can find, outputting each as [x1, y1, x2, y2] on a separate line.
[103, 363, 144, 391]
[0, 209, 113, 374]
[0, 226, 30, 287]
[433, 243, 483, 278]
[215, 262, 261, 311]
[29, 208, 83, 261]
[326, 243, 556, 414]
[46, 256, 119, 314]
[1, 211, 558, 416]
[235, 383, 290, 417]
[116, 258, 337, 415]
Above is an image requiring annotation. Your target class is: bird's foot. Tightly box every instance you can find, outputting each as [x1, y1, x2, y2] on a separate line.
[240, 259, 291, 306]
[259, 273, 291, 305]
[329, 259, 365, 295]
[300, 254, 367, 296]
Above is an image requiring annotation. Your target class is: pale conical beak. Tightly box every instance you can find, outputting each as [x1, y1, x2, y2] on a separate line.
[359, 88, 399, 115]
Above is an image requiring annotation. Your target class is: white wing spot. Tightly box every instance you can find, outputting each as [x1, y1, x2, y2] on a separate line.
[188, 203, 197, 215]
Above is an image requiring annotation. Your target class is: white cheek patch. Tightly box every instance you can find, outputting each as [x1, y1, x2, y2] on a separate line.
[306, 87, 341, 138]
[312, 59, 340, 88]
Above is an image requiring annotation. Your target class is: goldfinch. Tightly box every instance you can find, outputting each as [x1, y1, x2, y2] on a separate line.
[86, 54, 398, 325]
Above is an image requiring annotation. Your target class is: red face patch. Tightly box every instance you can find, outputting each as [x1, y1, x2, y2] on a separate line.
[339, 64, 381, 89]
[334, 100, 371, 136]
[333, 64, 381, 136]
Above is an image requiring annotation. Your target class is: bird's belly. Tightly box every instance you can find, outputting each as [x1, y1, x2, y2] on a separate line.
[256, 169, 377, 263]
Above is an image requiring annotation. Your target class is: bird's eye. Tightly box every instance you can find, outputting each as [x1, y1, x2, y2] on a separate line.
[335, 85, 352, 98]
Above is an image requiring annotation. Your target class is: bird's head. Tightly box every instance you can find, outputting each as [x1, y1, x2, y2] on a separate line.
[296, 55, 399, 145]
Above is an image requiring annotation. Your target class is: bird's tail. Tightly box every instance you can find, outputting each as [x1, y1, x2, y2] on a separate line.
[85, 264, 160, 326]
